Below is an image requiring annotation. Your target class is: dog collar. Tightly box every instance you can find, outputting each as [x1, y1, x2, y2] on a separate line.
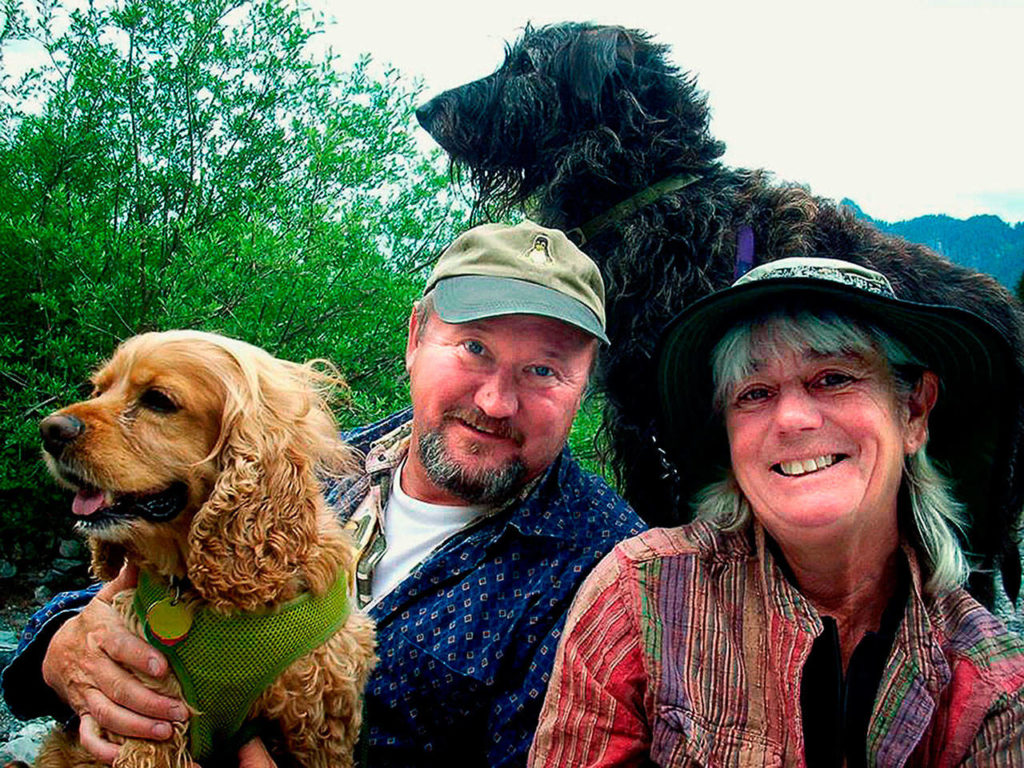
[565, 173, 700, 246]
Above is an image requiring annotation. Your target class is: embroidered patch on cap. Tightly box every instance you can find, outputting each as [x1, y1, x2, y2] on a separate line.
[526, 235, 552, 265]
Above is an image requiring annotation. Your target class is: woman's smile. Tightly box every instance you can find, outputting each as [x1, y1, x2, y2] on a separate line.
[772, 453, 845, 477]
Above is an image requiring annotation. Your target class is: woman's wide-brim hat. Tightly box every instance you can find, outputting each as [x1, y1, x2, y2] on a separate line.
[656, 256, 1017, 530]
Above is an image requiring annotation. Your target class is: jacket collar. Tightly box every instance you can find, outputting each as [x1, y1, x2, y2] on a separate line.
[751, 521, 950, 764]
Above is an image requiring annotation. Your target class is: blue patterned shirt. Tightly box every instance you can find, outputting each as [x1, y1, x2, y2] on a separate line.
[2, 409, 644, 767]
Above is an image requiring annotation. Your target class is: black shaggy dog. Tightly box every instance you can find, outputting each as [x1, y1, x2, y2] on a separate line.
[417, 21, 1024, 604]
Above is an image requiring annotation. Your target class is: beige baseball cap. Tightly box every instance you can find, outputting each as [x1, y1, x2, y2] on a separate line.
[423, 221, 609, 343]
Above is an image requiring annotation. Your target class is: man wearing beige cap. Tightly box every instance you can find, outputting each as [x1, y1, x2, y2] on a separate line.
[4, 222, 643, 767]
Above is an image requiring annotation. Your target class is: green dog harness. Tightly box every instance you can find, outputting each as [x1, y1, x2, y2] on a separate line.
[133, 570, 351, 762]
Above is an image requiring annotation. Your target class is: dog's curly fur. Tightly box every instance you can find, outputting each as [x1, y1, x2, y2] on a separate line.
[417, 21, 1024, 603]
[36, 330, 376, 768]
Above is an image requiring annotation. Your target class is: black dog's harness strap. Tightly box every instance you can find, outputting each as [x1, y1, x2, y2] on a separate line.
[566, 173, 700, 246]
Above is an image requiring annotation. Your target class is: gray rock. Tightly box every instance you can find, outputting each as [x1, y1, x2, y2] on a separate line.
[58, 538, 85, 559]
[0, 559, 15, 580]
[0, 629, 17, 649]
[0, 719, 52, 764]
[41, 565, 83, 585]
[50, 558, 84, 574]
[0, 629, 18, 669]
[33, 585, 52, 603]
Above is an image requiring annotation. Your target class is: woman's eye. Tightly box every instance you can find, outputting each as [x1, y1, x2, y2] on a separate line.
[139, 389, 178, 413]
[735, 386, 771, 404]
[816, 372, 855, 389]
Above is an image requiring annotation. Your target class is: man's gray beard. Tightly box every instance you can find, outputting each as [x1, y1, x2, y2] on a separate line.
[417, 428, 527, 505]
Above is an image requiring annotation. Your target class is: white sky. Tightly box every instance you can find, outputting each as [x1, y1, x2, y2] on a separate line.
[3, 0, 1021, 224]
[314, 0, 1024, 225]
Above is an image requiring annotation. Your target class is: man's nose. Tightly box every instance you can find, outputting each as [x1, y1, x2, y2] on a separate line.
[474, 370, 519, 419]
[773, 387, 823, 432]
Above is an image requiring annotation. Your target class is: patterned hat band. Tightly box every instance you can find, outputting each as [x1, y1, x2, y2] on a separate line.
[734, 257, 897, 298]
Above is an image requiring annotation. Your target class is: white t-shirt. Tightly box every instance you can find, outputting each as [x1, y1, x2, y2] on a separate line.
[369, 461, 488, 607]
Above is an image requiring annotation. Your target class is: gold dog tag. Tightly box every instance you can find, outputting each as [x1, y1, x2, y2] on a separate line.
[146, 598, 193, 646]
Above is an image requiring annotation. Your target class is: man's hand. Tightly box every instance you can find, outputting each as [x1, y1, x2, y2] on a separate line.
[40, 563, 189, 763]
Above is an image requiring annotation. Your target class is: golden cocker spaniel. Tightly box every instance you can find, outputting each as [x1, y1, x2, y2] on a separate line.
[35, 330, 376, 768]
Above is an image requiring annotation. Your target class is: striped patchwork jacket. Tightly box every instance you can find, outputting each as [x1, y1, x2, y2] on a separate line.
[530, 521, 1024, 767]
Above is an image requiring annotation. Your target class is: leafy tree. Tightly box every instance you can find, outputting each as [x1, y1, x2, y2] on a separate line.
[0, 0, 467, 557]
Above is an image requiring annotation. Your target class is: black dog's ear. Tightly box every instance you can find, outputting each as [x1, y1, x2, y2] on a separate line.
[562, 27, 635, 109]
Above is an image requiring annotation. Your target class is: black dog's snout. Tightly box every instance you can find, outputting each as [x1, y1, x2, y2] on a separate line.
[415, 99, 441, 131]
[40, 413, 86, 456]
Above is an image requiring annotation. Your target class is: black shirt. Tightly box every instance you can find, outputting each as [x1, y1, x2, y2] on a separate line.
[800, 564, 909, 767]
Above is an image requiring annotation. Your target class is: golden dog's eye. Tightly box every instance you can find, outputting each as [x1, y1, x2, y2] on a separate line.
[139, 388, 178, 414]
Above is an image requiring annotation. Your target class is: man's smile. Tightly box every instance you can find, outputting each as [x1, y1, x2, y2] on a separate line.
[447, 409, 523, 445]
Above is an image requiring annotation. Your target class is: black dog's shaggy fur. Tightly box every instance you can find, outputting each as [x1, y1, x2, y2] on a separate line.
[417, 22, 1024, 604]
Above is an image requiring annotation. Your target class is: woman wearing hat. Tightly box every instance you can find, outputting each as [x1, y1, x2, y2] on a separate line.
[529, 257, 1024, 766]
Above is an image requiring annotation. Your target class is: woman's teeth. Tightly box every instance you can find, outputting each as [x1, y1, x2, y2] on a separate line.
[776, 454, 839, 477]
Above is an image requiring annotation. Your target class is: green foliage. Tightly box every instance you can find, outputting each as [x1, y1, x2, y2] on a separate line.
[0, 0, 467, 556]
[567, 392, 609, 479]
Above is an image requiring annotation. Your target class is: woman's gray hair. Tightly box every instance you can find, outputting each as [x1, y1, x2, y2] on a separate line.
[693, 309, 970, 595]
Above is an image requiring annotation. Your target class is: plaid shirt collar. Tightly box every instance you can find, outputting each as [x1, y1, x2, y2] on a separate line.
[338, 409, 565, 608]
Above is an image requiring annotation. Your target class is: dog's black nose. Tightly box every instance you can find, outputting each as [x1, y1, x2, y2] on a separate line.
[40, 413, 86, 456]
[415, 99, 440, 130]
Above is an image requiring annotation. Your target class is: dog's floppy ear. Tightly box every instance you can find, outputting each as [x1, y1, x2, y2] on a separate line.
[560, 27, 635, 111]
[186, 351, 353, 612]
[89, 540, 127, 582]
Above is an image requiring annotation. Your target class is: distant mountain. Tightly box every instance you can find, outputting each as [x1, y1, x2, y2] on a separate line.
[842, 199, 1024, 291]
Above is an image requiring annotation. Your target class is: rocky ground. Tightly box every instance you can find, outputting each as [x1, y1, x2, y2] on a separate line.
[1, 542, 90, 765]
[1, 583, 56, 764]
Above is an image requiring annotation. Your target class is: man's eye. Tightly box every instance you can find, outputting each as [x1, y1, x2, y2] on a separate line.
[139, 389, 178, 413]
[463, 340, 486, 356]
[530, 365, 555, 378]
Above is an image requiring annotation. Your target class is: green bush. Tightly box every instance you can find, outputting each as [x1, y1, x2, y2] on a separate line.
[0, 0, 468, 558]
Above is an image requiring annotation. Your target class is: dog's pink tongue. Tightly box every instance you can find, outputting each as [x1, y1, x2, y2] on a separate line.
[72, 489, 106, 517]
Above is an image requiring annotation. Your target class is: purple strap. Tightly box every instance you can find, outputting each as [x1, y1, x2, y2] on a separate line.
[734, 226, 754, 279]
